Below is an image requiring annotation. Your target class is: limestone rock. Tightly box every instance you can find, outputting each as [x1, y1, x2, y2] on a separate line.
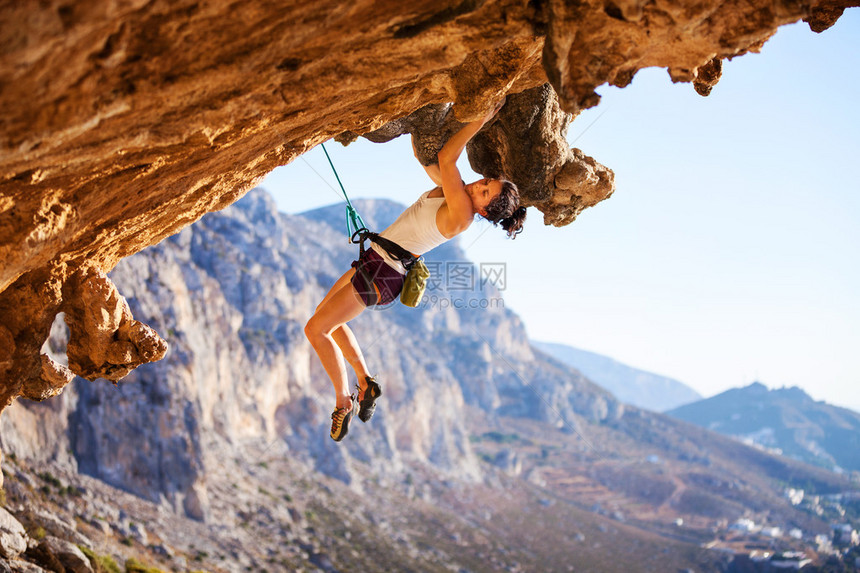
[693, 58, 724, 97]
[22, 542, 64, 573]
[469, 84, 615, 226]
[804, 5, 849, 32]
[43, 537, 92, 573]
[20, 355, 74, 402]
[9, 508, 89, 552]
[0, 268, 166, 411]
[7, 562, 47, 573]
[63, 269, 167, 382]
[0, 507, 28, 559]
[0, 276, 65, 410]
[27, 536, 93, 573]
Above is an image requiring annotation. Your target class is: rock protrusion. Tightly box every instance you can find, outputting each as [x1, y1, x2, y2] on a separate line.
[361, 103, 458, 167]
[548, 148, 616, 226]
[20, 354, 75, 402]
[63, 268, 167, 382]
[0, 274, 65, 410]
[694, 58, 724, 97]
[804, 5, 847, 32]
[468, 84, 615, 226]
[359, 84, 616, 226]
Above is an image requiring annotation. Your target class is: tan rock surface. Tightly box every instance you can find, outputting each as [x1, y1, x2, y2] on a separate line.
[0, 0, 856, 406]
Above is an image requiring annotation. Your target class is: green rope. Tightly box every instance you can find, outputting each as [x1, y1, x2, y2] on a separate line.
[320, 142, 367, 241]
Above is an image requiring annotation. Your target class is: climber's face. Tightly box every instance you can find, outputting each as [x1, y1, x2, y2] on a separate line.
[467, 178, 503, 217]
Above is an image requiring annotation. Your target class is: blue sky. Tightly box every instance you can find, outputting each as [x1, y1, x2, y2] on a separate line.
[262, 11, 860, 412]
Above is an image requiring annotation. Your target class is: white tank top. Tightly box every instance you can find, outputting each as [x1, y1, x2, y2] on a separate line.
[372, 190, 448, 274]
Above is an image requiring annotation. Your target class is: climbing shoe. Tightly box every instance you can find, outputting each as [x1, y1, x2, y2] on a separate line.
[358, 376, 383, 423]
[330, 394, 358, 442]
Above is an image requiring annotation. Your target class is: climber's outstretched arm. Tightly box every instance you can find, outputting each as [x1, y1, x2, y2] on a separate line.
[436, 102, 502, 235]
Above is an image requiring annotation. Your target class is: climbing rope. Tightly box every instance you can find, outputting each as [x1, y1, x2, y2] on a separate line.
[320, 142, 367, 242]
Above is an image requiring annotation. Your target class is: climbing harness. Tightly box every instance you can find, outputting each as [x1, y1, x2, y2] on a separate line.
[351, 229, 430, 308]
[319, 143, 430, 307]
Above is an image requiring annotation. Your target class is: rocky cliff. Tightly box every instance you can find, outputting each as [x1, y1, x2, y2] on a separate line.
[2, 188, 620, 521]
[1, 0, 857, 409]
[1, 190, 854, 572]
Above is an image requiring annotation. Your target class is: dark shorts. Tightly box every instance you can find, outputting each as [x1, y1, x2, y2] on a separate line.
[350, 249, 405, 306]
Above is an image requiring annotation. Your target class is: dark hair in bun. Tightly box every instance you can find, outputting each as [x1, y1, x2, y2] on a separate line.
[484, 179, 526, 239]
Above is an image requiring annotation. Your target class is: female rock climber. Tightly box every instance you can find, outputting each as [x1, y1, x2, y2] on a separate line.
[304, 101, 527, 442]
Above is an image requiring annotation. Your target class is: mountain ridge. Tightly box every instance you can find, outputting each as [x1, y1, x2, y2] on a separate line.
[534, 340, 703, 412]
[668, 381, 860, 473]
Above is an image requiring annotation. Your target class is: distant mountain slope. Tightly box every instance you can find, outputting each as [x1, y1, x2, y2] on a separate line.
[2, 188, 620, 518]
[534, 341, 702, 412]
[3, 190, 856, 573]
[667, 382, 860, 472]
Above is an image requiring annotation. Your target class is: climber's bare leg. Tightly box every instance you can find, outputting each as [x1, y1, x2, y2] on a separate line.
[333, 325, 371, 391]
[314, 270, 372, 390]
[305, 276, 367, 409]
